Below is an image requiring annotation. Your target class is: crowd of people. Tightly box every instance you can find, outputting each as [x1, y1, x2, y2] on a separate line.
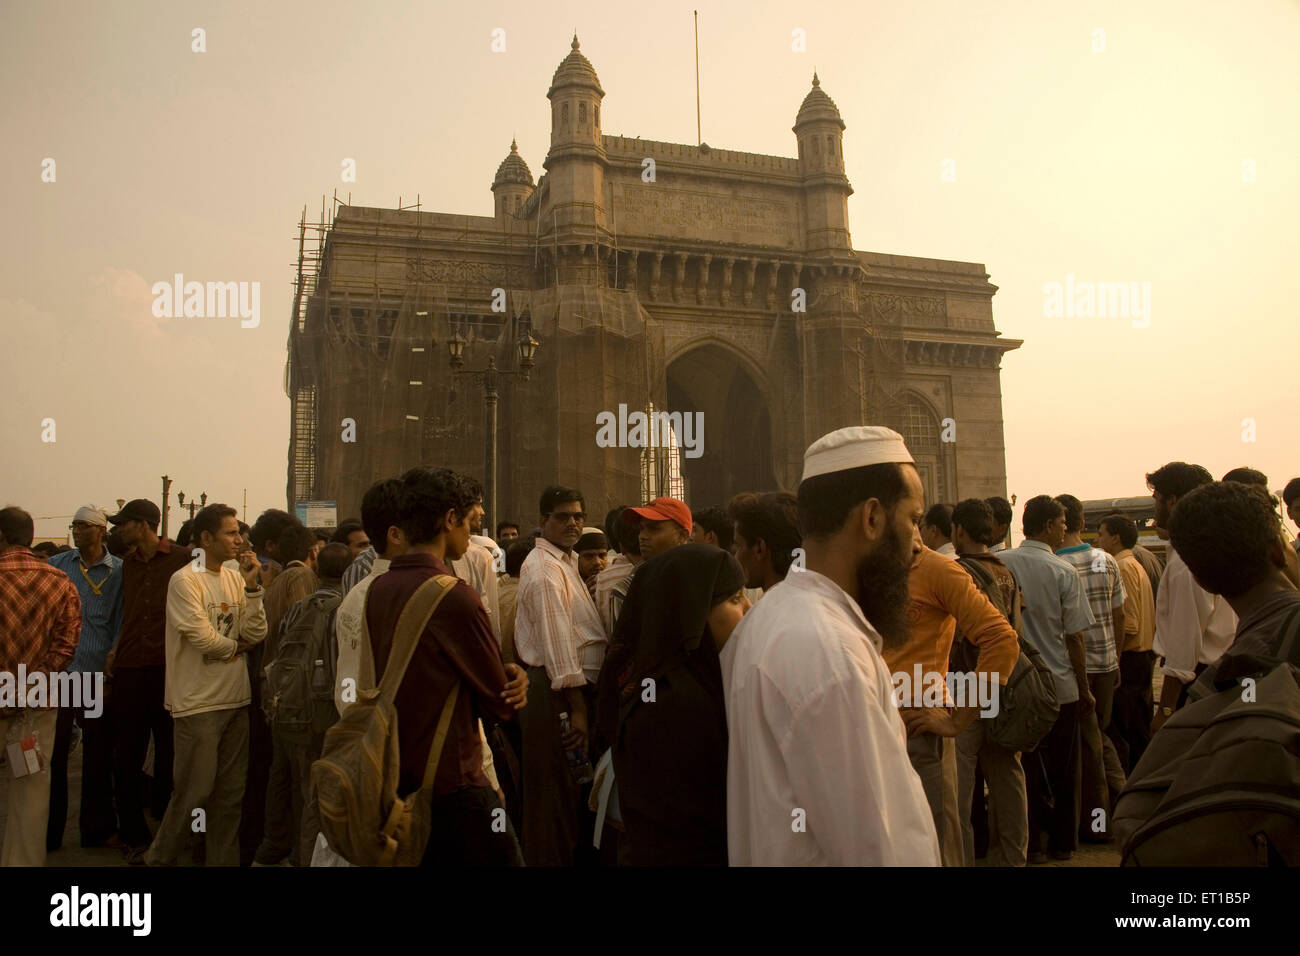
[2, 429, 1299, 867]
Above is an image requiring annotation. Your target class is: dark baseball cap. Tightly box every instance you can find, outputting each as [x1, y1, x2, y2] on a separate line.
[108, 498, 161, 528]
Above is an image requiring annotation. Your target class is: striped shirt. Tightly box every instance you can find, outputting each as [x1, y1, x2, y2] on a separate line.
[515, 536, 606, 689]
[593, 554, 634, 638]
[1056, 544, 1126, 674]
[49, 547, 123, 673]
[341, 546, 376, 596]
[0, 548, 82, 683]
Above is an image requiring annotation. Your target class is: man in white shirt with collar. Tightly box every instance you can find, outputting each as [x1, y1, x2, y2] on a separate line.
[515, 484, 607, 866]
[1146, 462, 1238, 730]
[451, 497, 503, 643]
[722, 425, 940, 866]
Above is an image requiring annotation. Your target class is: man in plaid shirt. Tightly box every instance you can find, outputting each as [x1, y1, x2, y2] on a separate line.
[0, 506, 82, 867]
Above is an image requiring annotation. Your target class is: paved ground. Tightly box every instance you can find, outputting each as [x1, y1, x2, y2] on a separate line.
[2, 744, 1120, 867]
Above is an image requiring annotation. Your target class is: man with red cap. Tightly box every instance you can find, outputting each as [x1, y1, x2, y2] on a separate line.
[608, 497, 692, 631]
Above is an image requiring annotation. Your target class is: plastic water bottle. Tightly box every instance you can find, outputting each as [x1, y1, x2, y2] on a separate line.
[558, 711, 594, 785]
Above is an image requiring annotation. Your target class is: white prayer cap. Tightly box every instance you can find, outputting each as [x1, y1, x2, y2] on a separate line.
[73, 505, 108, 527]
[801, 426, 914, 482]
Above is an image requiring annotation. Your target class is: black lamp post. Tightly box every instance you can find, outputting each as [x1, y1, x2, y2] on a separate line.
[445, 326, 540, 532]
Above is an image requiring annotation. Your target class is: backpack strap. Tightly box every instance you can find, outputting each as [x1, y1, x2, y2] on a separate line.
[958, 554, 998, 594]
[362, 574, 460, 705]
[1188, 602, 1300, 703]
[418, 681, 462, 794]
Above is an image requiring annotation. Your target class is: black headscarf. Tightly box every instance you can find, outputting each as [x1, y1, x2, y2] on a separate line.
[596, 543, 746, 751]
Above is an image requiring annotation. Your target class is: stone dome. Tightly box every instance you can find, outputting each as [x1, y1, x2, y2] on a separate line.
[795, 73, 845, 129]
[548, 33, 604, 97]
[493, 139, 533, 187]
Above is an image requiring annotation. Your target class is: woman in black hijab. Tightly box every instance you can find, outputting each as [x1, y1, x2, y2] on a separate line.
[596, 542, 750, 866]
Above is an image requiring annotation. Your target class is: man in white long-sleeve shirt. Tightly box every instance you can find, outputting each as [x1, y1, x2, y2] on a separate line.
[1146, 462, 1237, 730]
[722, 425, 940, 866]
[148, 504, 267, 866]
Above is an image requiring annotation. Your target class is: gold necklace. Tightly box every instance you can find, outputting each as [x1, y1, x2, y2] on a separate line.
[78, 560, 113, 596]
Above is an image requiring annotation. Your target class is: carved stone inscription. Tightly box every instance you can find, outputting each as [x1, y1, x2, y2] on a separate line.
[866, 293, 946, 328]
[616, 184, 796, 246]
[406, 259, 508, 285]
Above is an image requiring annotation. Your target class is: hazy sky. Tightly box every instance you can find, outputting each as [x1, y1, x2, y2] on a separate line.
[4, 0, 1298, 541]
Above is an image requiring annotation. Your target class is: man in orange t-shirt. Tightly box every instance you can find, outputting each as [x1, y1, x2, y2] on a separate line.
[883, 543, 1019, 866]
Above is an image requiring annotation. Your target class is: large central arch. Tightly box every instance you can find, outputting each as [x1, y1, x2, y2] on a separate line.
[666, 341, 779, 508]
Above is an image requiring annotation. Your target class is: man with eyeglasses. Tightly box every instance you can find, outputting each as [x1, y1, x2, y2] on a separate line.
[514, 485, 607, 865]
[47, 507, 124, 852]
[106, 498, 195, 863]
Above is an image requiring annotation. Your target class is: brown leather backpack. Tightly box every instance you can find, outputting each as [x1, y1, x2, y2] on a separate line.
[310, 574, 461, 866]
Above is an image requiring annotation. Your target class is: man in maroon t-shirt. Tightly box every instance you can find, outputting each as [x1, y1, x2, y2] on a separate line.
[365, 467, 527, 865]
[107, 498, 194, 862]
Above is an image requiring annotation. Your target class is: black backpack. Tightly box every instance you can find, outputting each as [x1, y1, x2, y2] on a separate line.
[263, 592, 343, 742]
[1114, 606, 1300, 866]
[952, 555, 1060, 753]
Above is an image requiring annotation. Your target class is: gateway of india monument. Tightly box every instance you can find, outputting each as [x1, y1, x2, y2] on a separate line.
[285, 34, 1021, 527]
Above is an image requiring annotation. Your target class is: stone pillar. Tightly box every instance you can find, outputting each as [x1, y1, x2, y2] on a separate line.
[673, 252, 687, 302]
[765, 259, 782, 310]
[696, 254, 712, 304]
[743, 258, 757, 306]
[650, 251, 664, 299]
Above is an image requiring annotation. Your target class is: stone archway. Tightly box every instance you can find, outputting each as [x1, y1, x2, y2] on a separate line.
[666, 342, 779, 508]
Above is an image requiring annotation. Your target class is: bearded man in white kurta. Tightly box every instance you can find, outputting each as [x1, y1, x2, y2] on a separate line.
[722, 426, 940, 866]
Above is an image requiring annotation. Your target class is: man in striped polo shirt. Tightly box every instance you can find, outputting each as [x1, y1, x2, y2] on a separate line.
[1053, 494, 1126, 843]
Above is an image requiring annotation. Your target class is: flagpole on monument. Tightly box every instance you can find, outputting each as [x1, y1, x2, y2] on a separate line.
[694, 11, 701, 147]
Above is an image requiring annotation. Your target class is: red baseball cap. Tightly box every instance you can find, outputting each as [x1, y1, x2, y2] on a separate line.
[623, 497, 692, 535]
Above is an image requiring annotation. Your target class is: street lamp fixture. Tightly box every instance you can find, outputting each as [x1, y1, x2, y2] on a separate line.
[447, 329, 541, 534]
[517, 331, 539, 380]
[448, 331, 467, 370]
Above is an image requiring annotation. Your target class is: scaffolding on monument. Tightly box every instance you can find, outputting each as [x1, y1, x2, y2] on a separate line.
[286, 195, 333, 507]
